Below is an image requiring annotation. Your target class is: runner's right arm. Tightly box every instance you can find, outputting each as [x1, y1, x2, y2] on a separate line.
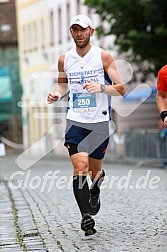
[47, 55, 68, 103]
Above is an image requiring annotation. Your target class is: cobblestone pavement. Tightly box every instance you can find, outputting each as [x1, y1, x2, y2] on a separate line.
[0, 152, 167, 252]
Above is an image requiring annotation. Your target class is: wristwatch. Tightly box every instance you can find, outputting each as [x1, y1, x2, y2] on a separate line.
[100, 84, 106, 93]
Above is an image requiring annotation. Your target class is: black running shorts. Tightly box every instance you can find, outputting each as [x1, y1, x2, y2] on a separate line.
[64, 120, 109, 159]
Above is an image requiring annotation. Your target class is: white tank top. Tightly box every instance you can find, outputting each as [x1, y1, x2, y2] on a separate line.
[64, 45, 112, 123]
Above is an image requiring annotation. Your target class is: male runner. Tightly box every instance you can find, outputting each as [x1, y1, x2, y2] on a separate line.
[47, 14, 125, 236]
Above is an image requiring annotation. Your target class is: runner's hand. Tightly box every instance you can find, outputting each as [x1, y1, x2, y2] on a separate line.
[47, 92, 60, 104]
[83, 80, 101, 93]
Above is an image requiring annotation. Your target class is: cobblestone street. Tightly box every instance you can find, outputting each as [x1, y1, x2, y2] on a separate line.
[0, 152, 167, 252]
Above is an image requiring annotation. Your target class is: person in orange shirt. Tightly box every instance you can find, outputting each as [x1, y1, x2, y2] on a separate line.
[156, 65, 167, 128]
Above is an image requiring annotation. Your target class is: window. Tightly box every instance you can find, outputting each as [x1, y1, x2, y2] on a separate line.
[76, 0, 80, 14]
[32, 21, 37, 51]
[22, 26, 26, 53]
[58, 7, 62, 44]
[87, 7, 92, 18]
[50, 10, 54, 47]
[40, 18, 45, 49]
[0, 75, 12, 102]
[28, 24, 31, 52]
[0, 24, 11, 32]
[66, 2, 70, 41]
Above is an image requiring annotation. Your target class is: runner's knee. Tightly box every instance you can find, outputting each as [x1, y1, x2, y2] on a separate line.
[72, 157, 89, 176]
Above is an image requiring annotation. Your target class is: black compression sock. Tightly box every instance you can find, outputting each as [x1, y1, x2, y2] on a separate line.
[73, 176, 90, 216]
[90, 170, 105, 196]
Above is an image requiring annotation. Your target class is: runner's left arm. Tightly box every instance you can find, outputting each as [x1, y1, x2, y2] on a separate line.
[83, 50, 125, 96]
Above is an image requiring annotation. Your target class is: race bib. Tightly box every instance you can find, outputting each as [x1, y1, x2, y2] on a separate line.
[73, 93, 96, 110]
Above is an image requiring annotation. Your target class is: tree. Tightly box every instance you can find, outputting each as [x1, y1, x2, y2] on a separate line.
[85, 0, 167, 81]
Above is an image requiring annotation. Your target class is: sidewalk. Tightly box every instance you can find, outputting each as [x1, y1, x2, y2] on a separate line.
[0, 151, 167, 252]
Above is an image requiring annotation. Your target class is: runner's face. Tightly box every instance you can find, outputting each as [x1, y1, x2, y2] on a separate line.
[70, 25, 94, 48]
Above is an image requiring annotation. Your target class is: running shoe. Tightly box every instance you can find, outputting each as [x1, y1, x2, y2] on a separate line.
[81, 213, 96, 236]
[89, 193, 100, 216]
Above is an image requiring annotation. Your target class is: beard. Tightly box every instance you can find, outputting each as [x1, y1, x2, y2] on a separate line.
[74, 36, 90, 49]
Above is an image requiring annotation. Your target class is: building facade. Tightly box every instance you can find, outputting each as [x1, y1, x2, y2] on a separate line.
[16, 0, 51, 149]
[0, 0, 22, 144]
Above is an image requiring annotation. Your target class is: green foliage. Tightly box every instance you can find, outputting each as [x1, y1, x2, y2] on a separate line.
[85, 0, 167, 80]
